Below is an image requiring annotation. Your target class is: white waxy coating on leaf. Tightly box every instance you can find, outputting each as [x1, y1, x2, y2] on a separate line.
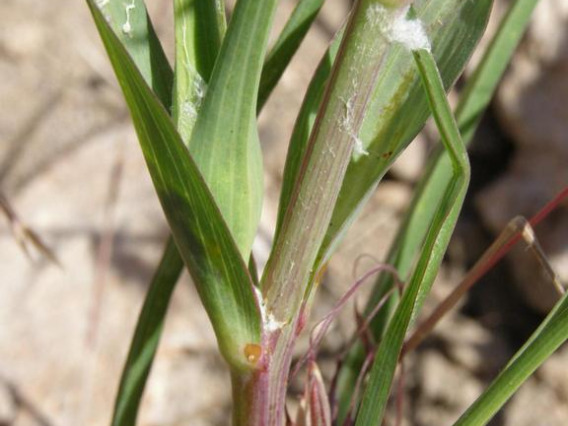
[390, 7, 431, 51]
[122, 0, 136, 35]
[96, 0, 111, 7]
[182, 101, 198, 120]
[366, 4, 431, 52]
[340, 96, 369, 158]
[253, 286, 285, 333]
[181, 74, 206, 118]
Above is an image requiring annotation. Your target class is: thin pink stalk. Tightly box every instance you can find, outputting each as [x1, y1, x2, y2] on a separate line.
[291, 264, 401, 379]
[403, 185, 568, 356]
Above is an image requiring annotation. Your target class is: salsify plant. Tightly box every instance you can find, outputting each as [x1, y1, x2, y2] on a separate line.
[86, 0, 568, 424]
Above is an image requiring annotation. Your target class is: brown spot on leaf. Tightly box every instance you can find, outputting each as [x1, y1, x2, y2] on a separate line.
[244, 343, 262, 365]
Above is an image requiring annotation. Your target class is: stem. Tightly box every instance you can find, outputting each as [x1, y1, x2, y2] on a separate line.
[231, 370, 270, 424]
[256, 2, 411, 424]
[262, 0, 404, 326]
[231, 320, 299, 425]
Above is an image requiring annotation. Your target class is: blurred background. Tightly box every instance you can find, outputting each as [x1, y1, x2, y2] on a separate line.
[0, 0, 567, 424]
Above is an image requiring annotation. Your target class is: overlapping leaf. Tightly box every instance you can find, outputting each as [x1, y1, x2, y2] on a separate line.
[87, 0, 260, 372]
[188, 0, 279, 258]
[172, 0, 226, 143]
[102, 0, 326, 421]
[335, 0, 541, 421]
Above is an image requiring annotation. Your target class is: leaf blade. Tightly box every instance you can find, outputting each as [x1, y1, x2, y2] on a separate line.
[335, 0, 540, 420]
[258, 0, 325, 109]
[172, 0, 226, 143]
[110, 2, 228, 422]
[188, 0, 279, 258]
[111, 239, 183, 426]
[356, 46, 471, 426]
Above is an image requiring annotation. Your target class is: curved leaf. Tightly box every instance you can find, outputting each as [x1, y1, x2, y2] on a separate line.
[335, 0, 538, 420]
[356, 47, 471, 425]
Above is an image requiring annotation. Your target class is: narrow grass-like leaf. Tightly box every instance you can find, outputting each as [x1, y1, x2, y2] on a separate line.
[87, 0, 260, 371]
[367, 0, 539, 330]
[257, 0, 325, 109]
[188, 0, 279, 258]
[457, 0, 539, 143]
[111, 239, 183, 426]
[276, 0, 492, 268]
[172, 0, 226, 142]
[260, 4, 412, 420]
[356, 48, 470, 425]
[453, 293, 568, 425]
[97, 0, 172, 106]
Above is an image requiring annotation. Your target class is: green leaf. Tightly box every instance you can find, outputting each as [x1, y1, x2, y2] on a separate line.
[87, 0, 260, 371]
[96, 0, 172, 107]
[172, 0, 226, 143]
[188, 0, 279, 259]
[366, 0, 536, 352]
[257, 0, 325, 109]
[454, 293, 568, 425]
[111, 239, 183, 426]
[356, 47, 471, 426]
[374, 0, 536, 344]
[380, 0, 539, 326]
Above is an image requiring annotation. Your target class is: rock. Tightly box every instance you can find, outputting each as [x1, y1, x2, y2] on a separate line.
[432, 315, 510, 376]
[412, 351, 483, 426]
[504, 376, 568, 426]
[537, 345, 568, 403]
